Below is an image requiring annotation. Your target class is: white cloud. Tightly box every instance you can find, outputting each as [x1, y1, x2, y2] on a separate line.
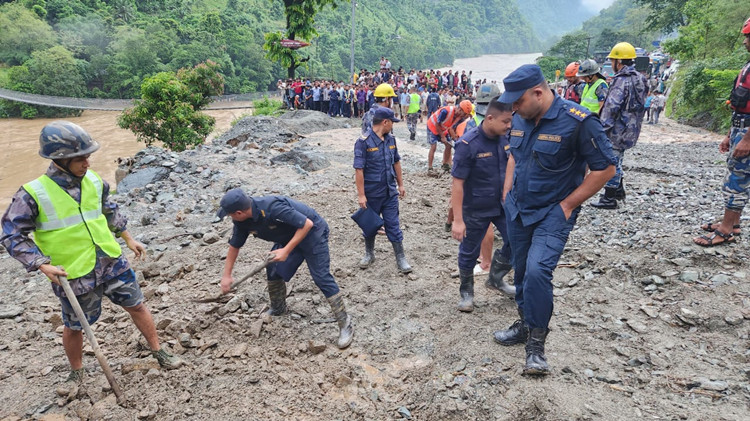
[580, 0, 616, 12]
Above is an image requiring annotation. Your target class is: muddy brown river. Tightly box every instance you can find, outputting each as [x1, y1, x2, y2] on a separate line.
[0, 107, 252, 209]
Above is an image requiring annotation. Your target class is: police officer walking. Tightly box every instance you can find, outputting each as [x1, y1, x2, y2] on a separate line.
[354, 108, 413, 274]
[694, 18, 750, 247]
[1, 121, 184, 391]
[218, 189, 354, 349]
[451, 97, 516, 313]
[492, 65, 616, 375]
[591, 42, 648, 209]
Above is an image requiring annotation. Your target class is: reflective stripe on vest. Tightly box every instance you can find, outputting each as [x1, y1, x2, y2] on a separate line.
[23, 170, 121, 279]
[581, 79, 606, 114]
[427, 106, 456, 134]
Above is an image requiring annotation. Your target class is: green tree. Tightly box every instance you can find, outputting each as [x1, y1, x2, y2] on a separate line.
[118, 61, 224, 151]
[635, 0, 687, 32]
[263, 0, 341, 79]
[0, 2, 56, 65]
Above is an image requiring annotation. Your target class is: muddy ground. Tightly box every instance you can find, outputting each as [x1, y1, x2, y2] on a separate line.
[0, 111, 748, 420]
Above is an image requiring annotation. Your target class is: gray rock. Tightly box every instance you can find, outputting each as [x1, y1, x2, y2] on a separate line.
[725, 313, 744, 326]
[679, 271, 699, 283]
[118, 167, 170, 193]
[397, 407, 412, 420]
[711, 274, 730, 286]
[270, 147, 331, 172]
[308, 340, 327, 355]
[696, 378, 728, 391]
[202, 232, 221, 244]
[0, 305, 24, 319]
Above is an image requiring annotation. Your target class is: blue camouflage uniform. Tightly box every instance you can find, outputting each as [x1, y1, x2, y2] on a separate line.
[1, 163, 140, 330]
[723, 61, 750, 211]
[599, 65, 647, 188]
[228, 196, 340, 298]
[505, 96, 616, 330]
[361, 103, 382, 136]
[353, 130, 403, 242]
[452, 123, 511, 271]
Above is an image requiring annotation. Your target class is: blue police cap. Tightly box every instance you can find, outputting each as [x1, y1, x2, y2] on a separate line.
[217, 188, 253, 218]
[373, 107, 401, 123]
[499, 64, 545, 104]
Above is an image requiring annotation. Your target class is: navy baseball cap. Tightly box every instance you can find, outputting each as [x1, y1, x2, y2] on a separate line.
[217, 188, 252, 218]
[374, 107, 401, 122]
[499, 64, 545, 104]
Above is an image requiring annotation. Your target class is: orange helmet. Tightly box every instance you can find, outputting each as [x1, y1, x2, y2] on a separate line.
[565, 62, 580, 78]
[743, 17, 750, 35]
[459, 100, 472, 114]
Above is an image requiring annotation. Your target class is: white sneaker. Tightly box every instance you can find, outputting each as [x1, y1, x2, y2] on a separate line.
[473, 265, 489, 276]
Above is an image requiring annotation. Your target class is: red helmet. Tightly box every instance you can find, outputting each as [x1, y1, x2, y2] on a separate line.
[743, 17, 750, 35]
[564, 62, 580, 78]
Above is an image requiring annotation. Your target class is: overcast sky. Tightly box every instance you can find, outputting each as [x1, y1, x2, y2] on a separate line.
[581, 0, 616, 11]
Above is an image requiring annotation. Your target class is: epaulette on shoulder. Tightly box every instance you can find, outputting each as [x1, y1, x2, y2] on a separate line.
[459, 128, 479, 144]
[564, 102, 591, 122]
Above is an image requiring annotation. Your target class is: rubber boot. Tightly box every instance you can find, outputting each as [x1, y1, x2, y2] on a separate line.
[485, 249, 515, 297]
[613, 179, 626, 201]
[326, 292, 354, 349]
[391, 242, 413, 273]
[523, 328, 550, 376]
[457, 269, 474, 312]
[493, 308, 529, 345]
[263, 280, 287, 316]
[359, 236, 376, 269]
[410, 132, 415, 140]
[590, 187, 619, 209]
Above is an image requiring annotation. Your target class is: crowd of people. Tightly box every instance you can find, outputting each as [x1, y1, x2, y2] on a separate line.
[277, 59, 501, 122]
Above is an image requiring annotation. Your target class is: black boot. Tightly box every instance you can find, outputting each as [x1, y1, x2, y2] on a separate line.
[359, 236, 376, 269]
[493, 308, 529, 345]
[263, 280, 287, 316]
[457, 269, 474, 312]
[523, 328, 550, 376]
[613, 179, 626, 201]
[326, 292, 354, 349]
[485, 249, 515, 296]
[409, 132, 415, 140]
[391, 242, 413, 273]
[590, 187, 618, 209]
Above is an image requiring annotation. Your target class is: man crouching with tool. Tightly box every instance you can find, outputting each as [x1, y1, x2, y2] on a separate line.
[218, 188, 354, 349]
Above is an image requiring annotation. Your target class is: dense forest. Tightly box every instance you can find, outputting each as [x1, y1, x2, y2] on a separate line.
[515, 0, 594, 46]
[0, 0, 542, 118]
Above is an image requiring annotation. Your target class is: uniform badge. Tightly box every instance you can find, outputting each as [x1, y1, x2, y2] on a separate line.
[537, 134, 562, 142]
[367, 147, 379, 152]
[510, 130, 524, 137]
[476, 152, 493, 158]
[389, 145, 396, 149]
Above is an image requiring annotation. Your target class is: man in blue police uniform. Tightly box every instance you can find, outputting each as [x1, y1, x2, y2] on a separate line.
[451, 97, 516, 313]
[354, 107, 413, 274]
[493, 65, 616, 375]
[218, 189, 354, 349]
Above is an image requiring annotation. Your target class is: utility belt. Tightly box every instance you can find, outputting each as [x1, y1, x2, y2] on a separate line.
[732, 113, 750, 129]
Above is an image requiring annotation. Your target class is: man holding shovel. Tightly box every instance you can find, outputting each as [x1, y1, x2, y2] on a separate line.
[218, 189, 354, 349]
[0, 121, 184, 393]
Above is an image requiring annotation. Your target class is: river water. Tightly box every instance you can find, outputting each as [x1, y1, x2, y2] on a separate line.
[0, 52, 542, 209]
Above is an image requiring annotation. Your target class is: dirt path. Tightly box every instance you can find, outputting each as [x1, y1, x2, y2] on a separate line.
[0, 114, 748, 420]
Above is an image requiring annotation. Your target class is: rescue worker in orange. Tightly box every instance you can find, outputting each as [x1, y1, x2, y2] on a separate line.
[427, 100, 471, 172]
[563, 62, 586, 104]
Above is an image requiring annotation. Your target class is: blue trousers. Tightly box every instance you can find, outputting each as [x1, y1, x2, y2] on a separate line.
[365, 194, 403, 242]
[723, 126, 750, 211]
[507, 205, 577, 329]
[266, 227, 340, 298]
[329, 100, 339, 116]
[604, 149, 625, 189]
[458, 212, 510, 271]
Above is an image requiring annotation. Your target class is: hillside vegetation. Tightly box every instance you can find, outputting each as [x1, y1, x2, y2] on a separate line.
[0, 0, 541, 118]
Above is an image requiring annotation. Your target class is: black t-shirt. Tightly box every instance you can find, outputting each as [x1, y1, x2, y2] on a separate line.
[229, 196, 325, 248]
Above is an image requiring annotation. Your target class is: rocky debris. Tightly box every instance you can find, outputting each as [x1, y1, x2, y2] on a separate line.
[307, 340, 326, 354]
[278, 109, 350, 134]
[270, 146, 331, 172]
[215, 115, 301, 148]
[0, 305, 24, 319]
